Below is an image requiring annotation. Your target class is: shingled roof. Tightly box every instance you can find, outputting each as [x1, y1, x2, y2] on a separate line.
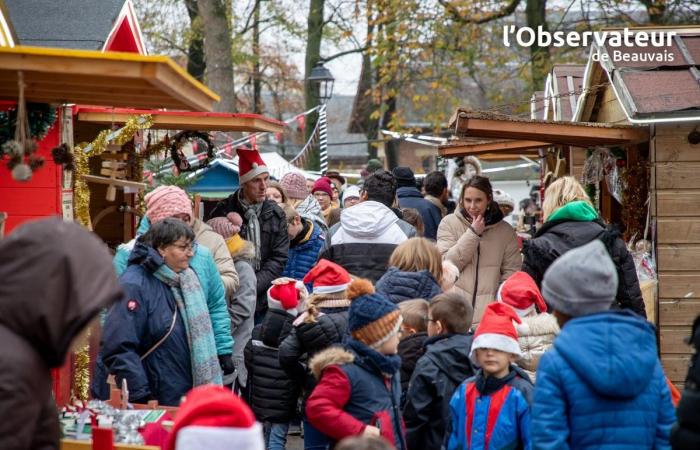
[4, 0, 126, 50]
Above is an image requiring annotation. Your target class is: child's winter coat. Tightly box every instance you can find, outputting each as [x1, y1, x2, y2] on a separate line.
[447, 366, 533, 450]
[404, 333, 474, 450]
[244, 307, 298, 423]
[515, 313, 558, 381]
[306, 339, 407, 450]
[398, 331, 428, 396]
[532, 310, 675, 449]
[283, 217, 325, 281]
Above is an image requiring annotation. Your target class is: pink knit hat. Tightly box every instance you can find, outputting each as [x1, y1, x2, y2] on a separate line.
[145, 186, 192, 224]
[280, 172, 309, 200]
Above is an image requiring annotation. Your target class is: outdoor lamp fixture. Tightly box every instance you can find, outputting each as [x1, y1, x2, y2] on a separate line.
[308, 61, 335, 104]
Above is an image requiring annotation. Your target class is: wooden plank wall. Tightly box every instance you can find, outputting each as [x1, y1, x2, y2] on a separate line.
[654, 123, 700, 388]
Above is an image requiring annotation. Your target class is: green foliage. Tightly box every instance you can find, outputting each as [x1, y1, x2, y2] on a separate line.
[144, 156, 201, 191]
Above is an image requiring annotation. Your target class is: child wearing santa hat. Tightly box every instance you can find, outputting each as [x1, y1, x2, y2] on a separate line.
[244, 279, 305, 450]
[497, 271, 559, 381]
[447, 302, 533, 450]
[167, 384, 264, 450]
[305, 279, 407, 449]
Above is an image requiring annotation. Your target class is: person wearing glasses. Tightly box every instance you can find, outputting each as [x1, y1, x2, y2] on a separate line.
[98, 218, 223, 406]
[312, 176, 340, 227]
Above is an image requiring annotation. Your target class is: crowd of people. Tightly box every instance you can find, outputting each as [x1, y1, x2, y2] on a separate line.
[1, 145, 698, 450]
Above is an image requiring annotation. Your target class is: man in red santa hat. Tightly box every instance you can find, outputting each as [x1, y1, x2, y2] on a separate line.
[209, 147, 289, 319]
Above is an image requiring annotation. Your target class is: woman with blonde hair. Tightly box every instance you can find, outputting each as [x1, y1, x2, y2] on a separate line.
[437, 175, 521, 325]
[522, 176, 646, 317]
[375, 237, 443, 303]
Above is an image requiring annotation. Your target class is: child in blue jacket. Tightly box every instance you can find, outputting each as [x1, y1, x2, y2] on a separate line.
[447, 303, 533, 450]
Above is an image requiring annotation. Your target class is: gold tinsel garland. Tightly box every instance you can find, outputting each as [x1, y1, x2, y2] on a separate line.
[70, 115, 152, 401]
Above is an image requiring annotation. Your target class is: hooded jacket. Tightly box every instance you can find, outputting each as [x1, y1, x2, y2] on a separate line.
[376, 267, 442, 304]
[532, 310, 675, 449]
[404, 333, 475, 450]
[321, 201, 415, 282]
[398, 331, 428, 397]
[113, 220, 233, 356]
[191, 218, 239, 297]
[209, 190, 290, 314]
[397, 186, 442, 240]
[228, 242, 257, 388]
[0, 219, 122, 450]
[437, 206, 521, 325]
[522, 201, 646, 317]
[283, 218, 325, 281]
[98, 241, 195, 406]
[515, 313, 559, 381]
[244, 307, 298, 422]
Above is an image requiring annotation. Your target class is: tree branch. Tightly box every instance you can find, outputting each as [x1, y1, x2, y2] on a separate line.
[322, 46, 368, 63]
[438, 0, 522, 24]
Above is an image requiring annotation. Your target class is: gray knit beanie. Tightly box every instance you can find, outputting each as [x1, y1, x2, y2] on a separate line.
[542, 240, 618, 317]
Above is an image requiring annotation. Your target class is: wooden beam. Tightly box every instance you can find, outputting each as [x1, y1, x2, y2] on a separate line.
[439, 139, 549, 157]
[448, 110, 648, 147]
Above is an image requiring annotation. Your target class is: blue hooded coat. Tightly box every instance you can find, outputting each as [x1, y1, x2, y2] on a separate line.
[113, 218, 233, 356]
[283, 218, 325, 282]
[375, 267, 442, 304]
[532, 310, 675, 449]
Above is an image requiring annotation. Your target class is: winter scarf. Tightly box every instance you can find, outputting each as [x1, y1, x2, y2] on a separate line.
[547, 200, 598, 223]
[153, 265, 223, 387]
[237, 189, 263, 270]
[296, 195, 328, 233]
[346, 338, 402, 376]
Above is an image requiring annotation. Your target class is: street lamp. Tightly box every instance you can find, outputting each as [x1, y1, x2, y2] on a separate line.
[308, 61, 335, 104]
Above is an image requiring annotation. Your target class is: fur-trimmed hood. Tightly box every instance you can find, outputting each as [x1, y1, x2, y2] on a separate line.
[309, 346, 355, 380]
[231, 240, 256, 262]
[519, 313, 560, 337]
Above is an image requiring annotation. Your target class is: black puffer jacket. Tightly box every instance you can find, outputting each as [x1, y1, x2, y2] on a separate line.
[244, 308, 298, 422]
[403, 333, 475, 450]
[209, 190, 289, 314]
[672, 314, 700, 449]
[398, 332, 428, 395]
[522, 219, 646, 317]
[319, 243, 396, 283]
[279, 307, 349, 403]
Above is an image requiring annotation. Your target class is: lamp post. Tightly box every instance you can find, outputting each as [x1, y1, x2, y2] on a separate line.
[306, 61, 334, 172]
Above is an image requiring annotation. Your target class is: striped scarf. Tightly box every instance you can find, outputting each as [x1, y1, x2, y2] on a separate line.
[153, 265, 222, 387]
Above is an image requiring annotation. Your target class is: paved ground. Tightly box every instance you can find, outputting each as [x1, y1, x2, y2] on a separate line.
[288, 435, 304, 449]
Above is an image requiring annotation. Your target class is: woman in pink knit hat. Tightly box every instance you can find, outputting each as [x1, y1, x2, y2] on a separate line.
[280, 172, 328, 233]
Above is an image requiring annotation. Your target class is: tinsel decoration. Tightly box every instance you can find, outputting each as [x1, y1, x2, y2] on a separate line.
[73, 338, 91, 402]
[621, 159, 649, 242]
[51, 143, 74, 171]
[73, 115, 153, 228]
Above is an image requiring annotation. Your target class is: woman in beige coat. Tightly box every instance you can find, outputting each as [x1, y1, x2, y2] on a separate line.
[437, 176, 521, 325]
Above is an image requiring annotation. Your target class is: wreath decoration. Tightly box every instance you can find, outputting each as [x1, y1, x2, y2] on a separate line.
[169, 130, 215, 173]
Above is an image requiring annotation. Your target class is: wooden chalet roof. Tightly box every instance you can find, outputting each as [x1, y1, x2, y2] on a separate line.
[0, 46, 219, 111]
[544, 64, 585, 121]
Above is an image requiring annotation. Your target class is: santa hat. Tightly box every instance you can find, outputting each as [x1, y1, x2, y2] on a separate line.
[497, 271, 547, 317]
[469, 303, 523, 364]
[303, 259, 351, 295]
[267, 279, 305, 315]
[167, 385, 264, 450]
[237, 147, 268, 184]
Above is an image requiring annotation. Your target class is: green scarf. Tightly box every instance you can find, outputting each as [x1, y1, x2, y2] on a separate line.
[547, 200, 598, 223]
[153, 265, 222, 387]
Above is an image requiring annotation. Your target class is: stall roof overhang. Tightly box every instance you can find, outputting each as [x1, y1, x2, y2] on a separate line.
[448, 109, 649, 147]
[0, 45, 219, 111]
[76, 107, 285, 133]
[439, 138, 547, 159]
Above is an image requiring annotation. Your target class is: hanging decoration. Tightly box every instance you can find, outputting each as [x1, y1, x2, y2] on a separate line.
[169, 130, 215, 173]
[72, 114, 153, 229]
[620, 158, 649, 242]
[0, 102, 57, 146]
[51, 143, 75, 171]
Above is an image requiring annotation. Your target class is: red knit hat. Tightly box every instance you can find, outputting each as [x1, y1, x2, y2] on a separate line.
[267, 280, 300, 312]
[311, 176, 333, 198]
[167, 385, 263, 450]
[304, 259, 351, 294]
[469, 303, 523, 363]
[497, 271, 547, 317]
[237, 147, 268, 184]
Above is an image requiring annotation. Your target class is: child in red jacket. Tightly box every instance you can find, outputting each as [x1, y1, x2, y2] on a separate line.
[306, 279, 407, 449]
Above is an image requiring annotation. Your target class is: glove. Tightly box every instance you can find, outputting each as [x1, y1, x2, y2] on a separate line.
[219, 354, 235, 375]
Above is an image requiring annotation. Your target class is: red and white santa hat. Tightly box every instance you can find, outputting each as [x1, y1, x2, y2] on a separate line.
[496, 271, 548, 317]
[303, 259, 352, 295]
[237, 146, 268, 184]
[167, 385, 264, 450]
[267, 279, 305, 315]
[469, 303, 523, 364]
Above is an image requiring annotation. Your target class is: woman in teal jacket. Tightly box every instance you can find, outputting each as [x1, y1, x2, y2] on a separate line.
[113, 217, 233, 358]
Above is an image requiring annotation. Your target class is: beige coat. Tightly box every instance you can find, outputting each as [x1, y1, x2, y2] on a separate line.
[516, 312, 559, 382]
[437, 209, 521, 325]
[192, 218, 239, 298]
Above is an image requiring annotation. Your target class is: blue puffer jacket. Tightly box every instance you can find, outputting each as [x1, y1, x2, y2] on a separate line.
[283, 219, 325, 282]
[376, 267, 442, 304]
[113, 219, 233, 356]
[532, 310, 676, 450]
[397, 186, 442, 240]
[97, 242, 193, 406]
